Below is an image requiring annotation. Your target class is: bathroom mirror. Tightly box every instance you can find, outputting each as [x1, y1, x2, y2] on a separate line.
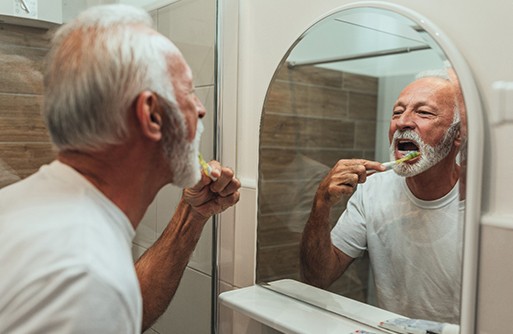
[257, 4, 482, 332]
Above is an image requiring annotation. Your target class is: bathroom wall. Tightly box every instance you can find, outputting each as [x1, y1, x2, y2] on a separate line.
[130, 0, 217, 333]
[0, 20, 57, 189]
[257, 64, 377, 301]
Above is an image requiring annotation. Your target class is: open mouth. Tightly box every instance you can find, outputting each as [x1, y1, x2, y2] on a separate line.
[396, 140, 420, 159]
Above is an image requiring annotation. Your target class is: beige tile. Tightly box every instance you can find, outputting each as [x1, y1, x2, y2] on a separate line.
[131, 244, 148, 262]
[354, 121, 377, 150]
[0, 143, 55, 183]
[152, 267, 211, 334]
[260, 114, 355, 149]
[0, 155, 21, 189]
[0, 45, 47, 95]
[0, 22, 54, 48]
[275, 65, 343, 88]
[266, 76, 348, 120]
[308, 85, 348, 119]
[265, 80, 310, 116]
[343, 72, 379, 93]
[348, 91, 378, 121]
[0, 94, 49, 142]
[133, 199, 157, 249]
[196, 85, 215, 160]
[155, 183, 182, 235]
[257, 243, 300, 281]
[233, 187, 257, 287]
[300, 148, 368, 167]
[157, 0, 215, 87]
[257, 214, 304, 248]
[188, 218, 213, 275]
[259, 148, 331, 181]
[218, 206, 236, 287]
[258, 179, 320, 216]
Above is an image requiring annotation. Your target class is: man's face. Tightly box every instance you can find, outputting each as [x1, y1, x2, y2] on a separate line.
[170, 54, 206, 141]
[388, 77, 460, 177]
[160, 53, 207, 188]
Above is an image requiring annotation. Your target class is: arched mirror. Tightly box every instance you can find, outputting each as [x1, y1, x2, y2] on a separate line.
[257, 4, 482, 333]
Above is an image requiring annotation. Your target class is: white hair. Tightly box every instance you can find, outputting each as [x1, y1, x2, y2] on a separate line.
[43, 4, 181, 151]
[415, 68, 450, 81]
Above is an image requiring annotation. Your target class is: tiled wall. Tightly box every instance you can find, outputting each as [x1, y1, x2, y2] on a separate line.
[257, 64, 378, 301]
[0, 22, 57, 189]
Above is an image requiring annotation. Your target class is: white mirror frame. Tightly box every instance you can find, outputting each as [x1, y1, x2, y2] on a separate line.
[255, 1, 484, 332]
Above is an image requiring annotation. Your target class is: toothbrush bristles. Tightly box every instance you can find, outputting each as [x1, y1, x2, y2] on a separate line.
[398, 151, 419, 163]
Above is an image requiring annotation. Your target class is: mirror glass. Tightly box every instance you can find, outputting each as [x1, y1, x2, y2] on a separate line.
[257, 6, 467, 331]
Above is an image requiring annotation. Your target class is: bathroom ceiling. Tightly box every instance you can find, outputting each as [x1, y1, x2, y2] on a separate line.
[286, 9, 445, 78]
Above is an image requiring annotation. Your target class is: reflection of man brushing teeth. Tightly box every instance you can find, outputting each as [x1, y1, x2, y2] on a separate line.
[301, 72, 464, 324]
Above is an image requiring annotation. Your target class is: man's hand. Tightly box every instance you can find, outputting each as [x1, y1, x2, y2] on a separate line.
[183, 160, 241, 218]
[316, 159, 384, 207]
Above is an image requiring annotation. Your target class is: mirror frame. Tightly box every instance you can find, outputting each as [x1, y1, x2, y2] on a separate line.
[256, 2, 484, 332]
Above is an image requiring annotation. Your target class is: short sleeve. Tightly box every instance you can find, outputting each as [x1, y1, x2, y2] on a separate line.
[330, 188, 368, 258]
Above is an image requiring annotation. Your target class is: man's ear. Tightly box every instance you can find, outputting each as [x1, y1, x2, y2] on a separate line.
[135, 91, 162, 142]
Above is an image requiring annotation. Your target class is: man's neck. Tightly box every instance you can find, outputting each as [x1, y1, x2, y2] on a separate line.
[405, 159, 461, 201]
[57, 146, 169, 229]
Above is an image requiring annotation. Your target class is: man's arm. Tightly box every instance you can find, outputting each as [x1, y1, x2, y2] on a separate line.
[300, 159, 383, 288]
[300, 194, 353, 288]
[135, 162, 240, 331]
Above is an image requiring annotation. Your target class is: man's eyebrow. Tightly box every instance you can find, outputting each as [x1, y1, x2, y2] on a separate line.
[394, 99, 438, 109]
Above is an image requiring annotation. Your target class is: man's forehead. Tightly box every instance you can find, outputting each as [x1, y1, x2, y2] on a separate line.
[169, 54, 193, 85]
[398, 78, 454, 101]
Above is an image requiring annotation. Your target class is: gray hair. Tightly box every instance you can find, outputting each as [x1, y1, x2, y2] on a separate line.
[415, 68, 451, 81]
[43, 4, 180, 151]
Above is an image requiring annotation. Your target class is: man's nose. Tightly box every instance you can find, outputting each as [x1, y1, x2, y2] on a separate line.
[395, 111, 415, 130]
[195, 95, 206, 119]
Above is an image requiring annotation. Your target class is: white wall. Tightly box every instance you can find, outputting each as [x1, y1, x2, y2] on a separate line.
[218, 0, 513, 333]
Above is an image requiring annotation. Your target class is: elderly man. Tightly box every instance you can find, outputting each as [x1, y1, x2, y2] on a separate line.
[0, 4, 240, 333]
[300, 72, 463, 324]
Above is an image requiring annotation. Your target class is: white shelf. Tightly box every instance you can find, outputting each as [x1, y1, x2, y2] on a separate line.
[219, 280, 400, 334]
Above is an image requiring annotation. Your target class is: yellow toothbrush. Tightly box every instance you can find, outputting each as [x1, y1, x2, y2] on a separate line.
[198, 153, 217, 181]
[367, 151, 420, 175]
[382, 151, 420, 170]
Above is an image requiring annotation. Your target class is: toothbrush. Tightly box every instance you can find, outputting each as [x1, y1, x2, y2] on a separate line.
[198, 153, 217, 181]
[382, 151, 420, 170]
[367, 151, 420, 175]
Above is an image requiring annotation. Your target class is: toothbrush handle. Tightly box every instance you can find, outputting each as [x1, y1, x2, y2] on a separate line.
[382, 161, 395, 170]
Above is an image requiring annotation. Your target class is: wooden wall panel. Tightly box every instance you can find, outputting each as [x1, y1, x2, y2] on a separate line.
[258, 65, 379, 301]
[0, 22, 56, 189]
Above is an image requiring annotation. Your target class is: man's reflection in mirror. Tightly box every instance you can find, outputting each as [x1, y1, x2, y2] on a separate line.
[300, 69, 464, 324]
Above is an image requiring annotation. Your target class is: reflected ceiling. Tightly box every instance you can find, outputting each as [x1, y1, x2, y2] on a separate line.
[287, 8, 445, 77]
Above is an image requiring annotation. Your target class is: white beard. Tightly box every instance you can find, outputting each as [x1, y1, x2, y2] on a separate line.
[389, 124, 458, 177]
[162, 113, 204, 188]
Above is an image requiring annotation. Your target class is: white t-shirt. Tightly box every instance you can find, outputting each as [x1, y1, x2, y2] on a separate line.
[0, 161, 142, 333]
[331, 171, 463, 324]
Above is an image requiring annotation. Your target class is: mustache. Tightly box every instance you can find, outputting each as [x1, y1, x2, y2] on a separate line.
[392, 130, 422, 143]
